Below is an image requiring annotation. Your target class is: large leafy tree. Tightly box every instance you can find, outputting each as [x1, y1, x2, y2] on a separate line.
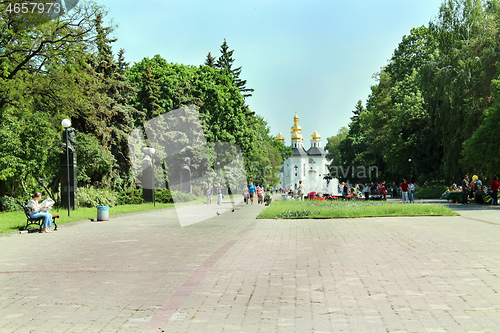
[126, 55, 286, 187]
[325, 126, 348, 170]
[423, 0, 494, 181]
[338, 0, 500, 184]
[384, 26, 440, 182]
[0, 2, 106, 205]
[127, 56, 256, 180]
[462, 74, 500, 177]
[245, 116, 285, 186]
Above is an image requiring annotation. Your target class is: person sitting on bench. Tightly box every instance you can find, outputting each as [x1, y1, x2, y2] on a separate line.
[27, 192, 53, 233]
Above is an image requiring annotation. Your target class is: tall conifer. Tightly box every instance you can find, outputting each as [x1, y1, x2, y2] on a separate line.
[137, 65, 163, 120]
[77, 13, 143, 188]
[205, 52, 217, 68]
[216, 39, 254, 99]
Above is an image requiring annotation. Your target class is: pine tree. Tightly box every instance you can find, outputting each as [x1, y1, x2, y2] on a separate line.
[216, 39, 254, 99]
[137, 65, 163, 120]
[76, 13, 143, 188]
[117, 48, 130, 74]
[205, 52, 216, 68]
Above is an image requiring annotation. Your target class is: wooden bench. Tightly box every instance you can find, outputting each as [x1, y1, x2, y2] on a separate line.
[21, 205, 58, 232]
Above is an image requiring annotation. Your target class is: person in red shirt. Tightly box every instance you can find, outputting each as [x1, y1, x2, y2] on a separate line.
[400, 179, 409, 202]
[491, 177, 499, 205]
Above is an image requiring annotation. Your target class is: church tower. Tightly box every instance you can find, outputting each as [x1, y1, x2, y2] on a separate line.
[275, 131, 285, 143]
[290, 113, 304, 149]
[310, 129, 321, 148]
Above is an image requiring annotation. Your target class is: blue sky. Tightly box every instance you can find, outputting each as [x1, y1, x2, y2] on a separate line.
[99, 0, 443, 146]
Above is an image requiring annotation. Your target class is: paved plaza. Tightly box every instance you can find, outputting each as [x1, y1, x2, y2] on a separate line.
[0, 198, 499, 332]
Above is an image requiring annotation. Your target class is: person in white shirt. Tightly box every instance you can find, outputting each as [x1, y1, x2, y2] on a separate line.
[27, 192, 53, 233]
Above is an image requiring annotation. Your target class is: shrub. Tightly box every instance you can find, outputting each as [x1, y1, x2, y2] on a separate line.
[0, 196, 21, 212]
[117, 189, 144, 205]
[155, 188, 173, 203]
[152, 189, 198, 203]
[117, 188, 197, 204]
[78, 187, 118, 207]
[191, 185, 204, 197]
[171, 191, 198, 203]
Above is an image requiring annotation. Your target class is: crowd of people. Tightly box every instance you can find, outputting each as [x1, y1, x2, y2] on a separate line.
[336, 180, 416, 202]
[205, 181, 271, 206]
[205, 174, 500, 207]
[265, 179, 418, 203]
[444, 175, 499, 205]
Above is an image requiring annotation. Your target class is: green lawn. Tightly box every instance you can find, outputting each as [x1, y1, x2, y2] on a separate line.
[0, 195, 240, 234]
[415, 186, 447, 199]
[258, 200, 458, 219]
[0, 200, 202, 234]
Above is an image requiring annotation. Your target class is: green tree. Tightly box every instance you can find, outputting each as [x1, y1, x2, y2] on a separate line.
[246, 116, 285, 186]
[216, 39, 254, 99]
[0, 2, 109, 205]
[136, 65, 164, 120]
[462, 76, 500, 177]
[424, 0, 494, 181]
[385, 25, 440, 182]
[325, 126, 348, 167]
[205, 52, 216, 68]
[74, 13, 143, 189]
[338, 101, 368, 182]
[127, 55, 258, 179]
[117, 48, 130, 74]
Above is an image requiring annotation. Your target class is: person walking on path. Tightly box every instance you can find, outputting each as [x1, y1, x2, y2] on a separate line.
[243, 187, 249, 204]
[27, 192, 53, 233]
[400, 179, 409, 203]
[408, 182, 415, 203]
[462, 175, 470, 204]
[248, 182, 256, 204]
[363, 183, 370, 200]
[216, 183, 223, 206]
[206, 185, 212, 205]
[256, 186, 263, 204]
[491, 177, 499, 205]
[391, 183, 397, 198]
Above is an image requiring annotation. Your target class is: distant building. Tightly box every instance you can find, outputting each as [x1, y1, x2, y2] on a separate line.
[276, 114, 339, 194]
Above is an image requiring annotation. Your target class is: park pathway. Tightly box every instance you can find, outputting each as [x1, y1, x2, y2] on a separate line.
[0, 198, 499, 332]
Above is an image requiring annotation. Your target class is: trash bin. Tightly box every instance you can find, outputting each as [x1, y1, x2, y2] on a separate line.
[97, 206, 109, 221]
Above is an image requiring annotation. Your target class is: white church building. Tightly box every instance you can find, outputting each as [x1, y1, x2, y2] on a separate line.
[276, 114, 339, 195]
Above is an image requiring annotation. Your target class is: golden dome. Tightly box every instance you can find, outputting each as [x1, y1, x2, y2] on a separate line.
[310, 129, 321, 141]
[290, 113, 303, 139]
[275, 131, 285, 143]
[291, 131, 302, 142]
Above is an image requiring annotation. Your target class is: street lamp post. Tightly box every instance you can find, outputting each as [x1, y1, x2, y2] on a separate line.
[61, 119, 71, 217]
[152, 149, 155, 207]
[409, 158, 412, 181]
[142, 147, 156, 206]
